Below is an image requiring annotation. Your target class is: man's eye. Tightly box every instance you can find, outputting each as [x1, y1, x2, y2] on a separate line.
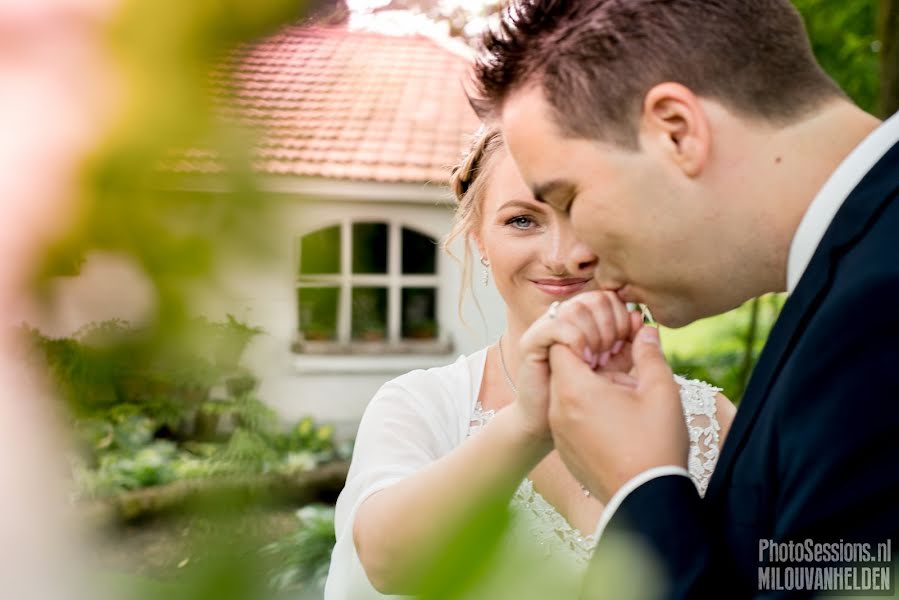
[507, 216, 534, 229]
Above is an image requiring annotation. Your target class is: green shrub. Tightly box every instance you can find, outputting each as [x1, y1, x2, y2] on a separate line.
[262, 504, 337, 593]
[74, 439, 179, 497]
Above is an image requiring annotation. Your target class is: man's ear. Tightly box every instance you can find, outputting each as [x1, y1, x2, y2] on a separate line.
[640, 82, 710, 177]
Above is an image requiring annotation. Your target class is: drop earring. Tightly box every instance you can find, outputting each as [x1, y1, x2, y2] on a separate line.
[480, 256, 490, 286]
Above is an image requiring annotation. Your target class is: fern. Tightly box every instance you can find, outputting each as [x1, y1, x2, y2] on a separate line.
[262, 505, 336, 592]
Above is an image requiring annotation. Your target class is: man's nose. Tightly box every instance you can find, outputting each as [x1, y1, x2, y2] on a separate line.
[546, 222, 598, 275]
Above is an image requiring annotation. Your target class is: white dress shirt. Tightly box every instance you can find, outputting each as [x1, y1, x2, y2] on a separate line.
[787, 109, 899, 293]
[594, 109, 899, 543]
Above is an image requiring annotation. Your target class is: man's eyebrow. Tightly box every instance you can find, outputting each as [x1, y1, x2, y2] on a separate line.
[498, 199, 542, 211]
[532, 179, 576, 206]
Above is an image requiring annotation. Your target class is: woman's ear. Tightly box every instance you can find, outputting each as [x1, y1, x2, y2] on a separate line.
[472, 233, 488, 263]
[639, 82, 711, 178]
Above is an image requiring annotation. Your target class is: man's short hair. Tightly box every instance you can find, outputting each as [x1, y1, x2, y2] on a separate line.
[472, 0, 845, 148]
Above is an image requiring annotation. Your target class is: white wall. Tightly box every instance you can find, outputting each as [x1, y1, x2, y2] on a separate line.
[20, 182, 508, 441]
[7, 251, 158, 337]
[236, 194, 507, 439]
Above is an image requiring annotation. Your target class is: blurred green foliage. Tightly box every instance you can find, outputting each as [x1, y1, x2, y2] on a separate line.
[31, 0, 888, 597]
[793, 0, 880, 113]
[96, 521, 274, 600]
[69, 405, 343, 501]
[28, 316, 260, 419]
[37, 0, 308, 358]
[262, 504, 337, 594]
[663, 294, 787, 404]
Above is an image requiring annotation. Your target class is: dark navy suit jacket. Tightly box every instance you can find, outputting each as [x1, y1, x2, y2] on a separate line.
[587, 140, 899, 599]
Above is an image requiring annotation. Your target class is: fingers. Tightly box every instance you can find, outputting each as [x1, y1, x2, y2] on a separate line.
[599, 293, 634, 366]
[606, 292, 634, 345]
[547, 343, 594, 379]
[520, 316, 594, 364]
[631, 326, 676, 398]
[578, 292, 624, 352]
[565, 301, 603, 363]
[549, 343, 637, 406]
[562, 291, 639, 354]
[521, 291, 643, 369]
[551, 326, 673, 400]
[629, 310, 644, 340]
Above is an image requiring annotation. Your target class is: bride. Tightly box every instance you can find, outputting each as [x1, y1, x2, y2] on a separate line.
[323, 126, 736, 599]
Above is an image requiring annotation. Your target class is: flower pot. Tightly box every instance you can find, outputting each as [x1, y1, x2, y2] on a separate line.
[361, 329, 386, 342]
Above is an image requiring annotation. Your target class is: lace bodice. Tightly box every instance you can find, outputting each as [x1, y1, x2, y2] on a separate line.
[676, 374, 723, 496]
[467, 375, 722, 568]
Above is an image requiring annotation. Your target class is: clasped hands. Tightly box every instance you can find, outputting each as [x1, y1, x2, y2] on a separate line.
[513, 291, 690, 504]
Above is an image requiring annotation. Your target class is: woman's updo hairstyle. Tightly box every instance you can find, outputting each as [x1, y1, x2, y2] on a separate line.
[444, 124, 505, 321]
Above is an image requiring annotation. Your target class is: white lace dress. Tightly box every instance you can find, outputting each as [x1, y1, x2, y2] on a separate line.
[467, 374, 722, 569]
[324, 349, 722, 600]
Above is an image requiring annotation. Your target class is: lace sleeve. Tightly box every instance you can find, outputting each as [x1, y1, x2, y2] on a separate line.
[674, 375, 722, 497]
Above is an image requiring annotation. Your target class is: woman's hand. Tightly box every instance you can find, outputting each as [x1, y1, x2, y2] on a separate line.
[509, 291, 643, 443]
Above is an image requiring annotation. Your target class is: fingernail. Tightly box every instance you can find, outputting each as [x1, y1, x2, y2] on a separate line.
[598, 351, 611, 367]
[625, 302, 638, 312]
[638, 327, 660, 346]
[611, 340, 624, 355]
[582, 347, 595, 365]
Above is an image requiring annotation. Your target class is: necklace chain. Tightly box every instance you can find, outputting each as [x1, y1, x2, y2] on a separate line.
[497, 335, 518, 394]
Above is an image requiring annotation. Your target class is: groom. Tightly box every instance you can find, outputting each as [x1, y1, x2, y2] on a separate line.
[472, 0, 899, 597]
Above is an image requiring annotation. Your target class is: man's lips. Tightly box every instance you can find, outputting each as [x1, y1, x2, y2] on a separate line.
[613, 285, 654, 321]
[598, 283, 641, 309]
[531, 278, 591, 296]
[614, 284, 633, 302]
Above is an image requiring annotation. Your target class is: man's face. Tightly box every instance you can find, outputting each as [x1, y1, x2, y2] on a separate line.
[500, 86, 714, 327]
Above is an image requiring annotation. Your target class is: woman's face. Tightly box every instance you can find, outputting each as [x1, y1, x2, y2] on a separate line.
[476, 149, 599, 328]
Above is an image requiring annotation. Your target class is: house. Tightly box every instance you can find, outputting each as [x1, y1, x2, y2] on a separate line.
[167, 25, 508, 438]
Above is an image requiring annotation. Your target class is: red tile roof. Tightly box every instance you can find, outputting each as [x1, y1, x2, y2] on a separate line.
[166, 25, 481, 184]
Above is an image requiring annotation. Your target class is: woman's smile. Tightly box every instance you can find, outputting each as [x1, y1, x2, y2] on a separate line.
[530, 277, 592, 296]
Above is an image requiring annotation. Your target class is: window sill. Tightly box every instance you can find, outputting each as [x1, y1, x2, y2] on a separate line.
[291, 339, 457, 375]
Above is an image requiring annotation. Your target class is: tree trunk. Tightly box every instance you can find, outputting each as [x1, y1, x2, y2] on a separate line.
[737, 297, 761, 401]
[880, 0, 899, 117]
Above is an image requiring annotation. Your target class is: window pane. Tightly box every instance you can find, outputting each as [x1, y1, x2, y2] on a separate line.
[402, 288, 437, 339]
[402, 227, 436, 274]
[352, 223, 388, 274]
[352, 287, 388, 341]
[298, 287, 339, 341]
[299, 226, 340, 275]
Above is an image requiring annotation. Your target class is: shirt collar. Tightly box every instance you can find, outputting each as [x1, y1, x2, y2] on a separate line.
[786, 110, 899, 295]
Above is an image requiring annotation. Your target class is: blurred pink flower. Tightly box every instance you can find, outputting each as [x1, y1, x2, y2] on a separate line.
[0, 1, 122, 598]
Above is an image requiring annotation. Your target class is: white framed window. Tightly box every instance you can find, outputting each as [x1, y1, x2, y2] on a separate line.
[293, 219, 451, 354]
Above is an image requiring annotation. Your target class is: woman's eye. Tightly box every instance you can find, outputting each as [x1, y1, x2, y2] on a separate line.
[507, 216, 534, 229]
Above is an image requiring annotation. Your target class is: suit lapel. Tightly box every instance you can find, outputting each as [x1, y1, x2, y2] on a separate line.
[703, 261, 829, 499]
[705, 140, 899, 500]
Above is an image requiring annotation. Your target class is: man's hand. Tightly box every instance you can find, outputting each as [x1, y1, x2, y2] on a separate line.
[512, 291, 642, 444]
[548, 326, 689, 504]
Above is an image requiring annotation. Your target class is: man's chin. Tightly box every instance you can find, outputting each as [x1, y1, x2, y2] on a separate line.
[655, 314, 692, 329]
[641, 302, 691, 329]
[652, 302, 721, 329]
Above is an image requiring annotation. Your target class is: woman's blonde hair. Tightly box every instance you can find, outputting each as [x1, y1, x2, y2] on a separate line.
[443, 124, 506, 325]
